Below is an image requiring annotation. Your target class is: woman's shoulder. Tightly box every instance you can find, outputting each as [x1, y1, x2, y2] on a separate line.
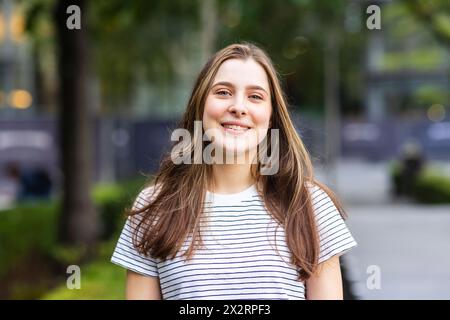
[305, 181, 335, 208]
[305, 180, 324, 196]
[132, 183, 162, 211]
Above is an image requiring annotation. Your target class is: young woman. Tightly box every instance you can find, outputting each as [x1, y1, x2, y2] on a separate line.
[111, 43, 357, 300]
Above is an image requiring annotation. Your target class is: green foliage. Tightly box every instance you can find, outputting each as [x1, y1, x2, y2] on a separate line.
[0, 202, 58, 278]
[87, 0, 201, 110]
[42, 259, 126, 300]
[413, 86, 448, 107]
[22, 0, 370, 115]
[384, 49, 447, 71]
[434, 12, 450, 39]
[93, 177, 147, 240]
[414, 170, 450, 204]
[391, 162, 450, 203]
[49, 245, 88, 267]
[0, 177, 148, 298]
[382, 1, 449, 72]
[402, 0, 450, 48]
[21, 0, 450, 118]
[22, 0, 201, 113]
[42, 241, 126, 300]
[217, 0, 354, 112]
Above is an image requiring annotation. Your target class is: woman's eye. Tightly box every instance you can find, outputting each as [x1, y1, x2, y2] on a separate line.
[249, 94, 263, 100]
[216, 90, 231, 96]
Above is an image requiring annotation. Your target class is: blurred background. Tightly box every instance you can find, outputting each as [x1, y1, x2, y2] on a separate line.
[0, 0, 449, 299]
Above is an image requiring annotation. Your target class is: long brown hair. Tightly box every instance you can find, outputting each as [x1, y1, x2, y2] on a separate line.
[130, 42, 346, 281]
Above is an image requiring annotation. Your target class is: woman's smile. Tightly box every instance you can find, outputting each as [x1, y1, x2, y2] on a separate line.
[221, 120, 252, 136]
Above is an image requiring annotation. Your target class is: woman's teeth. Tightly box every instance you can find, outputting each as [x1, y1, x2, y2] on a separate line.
[223, 124, 248, 131]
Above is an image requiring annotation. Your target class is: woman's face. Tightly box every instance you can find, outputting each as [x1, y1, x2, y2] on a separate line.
[202, 58, 272, 159]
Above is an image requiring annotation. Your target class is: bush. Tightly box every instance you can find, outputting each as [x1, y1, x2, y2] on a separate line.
[0, 202, 59, 279]
[414, 171, 450, 204]
[0, 176, 148, 299]
[390, 161, 450, 204]
[93, 177, 147, 240]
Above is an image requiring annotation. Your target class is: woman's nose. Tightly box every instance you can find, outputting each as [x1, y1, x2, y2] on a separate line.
[228, 95, 248, 116]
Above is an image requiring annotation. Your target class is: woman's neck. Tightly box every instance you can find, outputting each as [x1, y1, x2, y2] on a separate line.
[210, 163, 255, 194]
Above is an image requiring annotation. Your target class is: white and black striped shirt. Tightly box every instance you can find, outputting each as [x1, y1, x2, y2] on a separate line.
[111, 183, 357, 300]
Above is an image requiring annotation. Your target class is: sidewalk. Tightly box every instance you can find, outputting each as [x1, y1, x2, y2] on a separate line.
[316, 159, 450, 299]
[345, 204, 450, 299]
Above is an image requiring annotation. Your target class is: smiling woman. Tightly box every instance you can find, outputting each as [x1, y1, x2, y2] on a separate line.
[111, 42, 357, 300]
[203, 58, 272, 158]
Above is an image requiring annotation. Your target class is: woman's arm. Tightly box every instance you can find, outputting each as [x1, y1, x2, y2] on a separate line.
[126, 270, 162, 300]
[305, 255, 344, 300]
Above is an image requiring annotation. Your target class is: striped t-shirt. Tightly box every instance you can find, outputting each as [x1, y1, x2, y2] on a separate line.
[111, 183, 357, 300]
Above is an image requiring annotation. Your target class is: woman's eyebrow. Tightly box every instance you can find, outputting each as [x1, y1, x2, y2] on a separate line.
[212, 81, 268, 95]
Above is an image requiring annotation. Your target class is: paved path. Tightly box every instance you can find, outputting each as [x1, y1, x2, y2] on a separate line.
[344, 204, 450, 299]
[316, 159, 450, 299]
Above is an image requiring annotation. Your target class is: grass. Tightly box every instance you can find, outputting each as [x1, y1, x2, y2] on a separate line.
[42, 260, 126, 300]
[42, 241, 126, 300]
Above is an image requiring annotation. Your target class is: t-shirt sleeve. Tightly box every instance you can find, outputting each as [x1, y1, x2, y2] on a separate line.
[110, 187, 159, 277]
[310, 185, 358, 264]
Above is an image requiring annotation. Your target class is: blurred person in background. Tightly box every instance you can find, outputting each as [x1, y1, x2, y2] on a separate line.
[1, 162, 22, 208]
[393, 140, 426, 198]
[2, 162, 53, 203]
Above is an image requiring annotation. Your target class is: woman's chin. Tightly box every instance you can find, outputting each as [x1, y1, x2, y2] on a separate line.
[204, 138, 258, 163]
[222, 146, 257, 162]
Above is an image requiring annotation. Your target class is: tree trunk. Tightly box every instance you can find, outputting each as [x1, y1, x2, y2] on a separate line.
[54, 0, 98, 249]
[324, 28, 341, 189]
[199, 0, 217, 63]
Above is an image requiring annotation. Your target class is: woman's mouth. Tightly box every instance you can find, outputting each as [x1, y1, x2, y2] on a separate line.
[221, 123, 251, 135]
